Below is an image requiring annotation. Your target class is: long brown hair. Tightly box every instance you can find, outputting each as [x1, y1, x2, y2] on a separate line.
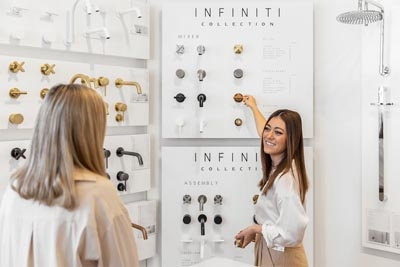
[11, 84, 107, 210]
[259, 109, 308, 203]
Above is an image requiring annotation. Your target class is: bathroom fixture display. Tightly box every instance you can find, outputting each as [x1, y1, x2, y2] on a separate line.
[175, 69, 185, 79]
[40, 88, 49, 99]
[370, 86, 393, 201]
[115, 78, 142, 94]
[114, 102, 127, 122]
[9, 113, 24, 125]
[198, 195, 207, 211]
[70, 73, 91, 88]
[234, 44, 243, 54]
[197, 94, 206, 107]
[9, 61, 25, 73]
[197, 69, 206, 81]
[118, 6, 142, 18]
[9, 88, 27, 99]
[197, 45, 205, 55]
[233, 69, 243, 79]
[40, 63, 56, 76]
[176, 45, 184, 54]
[174, 93, 186, 103]
[183, 194, 191, 204]
[116, 147, 144, 166]
[11, 147, 26, 160]
[85, 27, 110, 39]
[336, 0, 389, 76]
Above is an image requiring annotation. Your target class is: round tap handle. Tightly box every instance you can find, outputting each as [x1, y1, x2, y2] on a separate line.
[234, 69, 243, 79]
[197, 45, 206, 55]
[117, 183, 126, 191]
[117, 171, 129, 181]
[174, 93, 186, 103]
[40, 88, 49, 99]
[214, 215, 223, 225]
[176, 69, 185, 79]
[9, 113, 24, 125]
[233, 93, 243, 102]
[183, 214, 191, 224]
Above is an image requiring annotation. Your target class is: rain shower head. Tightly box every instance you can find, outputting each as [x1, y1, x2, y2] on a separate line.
[336, 10, 382, 24]
[336, 0, 389, 76]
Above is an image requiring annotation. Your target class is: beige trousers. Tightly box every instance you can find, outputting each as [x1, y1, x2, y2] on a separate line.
[254, 234, 308, 267]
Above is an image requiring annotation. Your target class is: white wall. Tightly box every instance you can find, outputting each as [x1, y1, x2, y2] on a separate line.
[148, 0, 400, 266]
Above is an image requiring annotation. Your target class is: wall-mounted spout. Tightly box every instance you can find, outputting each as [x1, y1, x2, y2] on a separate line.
[131, 223, 148, 240]
[115, 78, 142, 94]
[69, 73, 91, 88]
[198, 195, 207, 212]
[116, 147, 144, 166]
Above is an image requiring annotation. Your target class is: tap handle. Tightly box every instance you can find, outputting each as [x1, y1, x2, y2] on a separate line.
[11, 147, 26, 160]
[214, 194, 223, 205]
[197, 94, 206, 107]
[198, 214, 207, 235]
[183, 214, 191, 224]
[117, 171, 129, 181]
[183, 194, 191, 204]
[214, 215, 223, 225]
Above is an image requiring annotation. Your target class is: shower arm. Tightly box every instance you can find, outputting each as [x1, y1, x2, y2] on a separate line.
[364, 0, 389, 76]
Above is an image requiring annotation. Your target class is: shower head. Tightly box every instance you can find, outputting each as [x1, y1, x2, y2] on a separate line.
[336, 10, 382, 24]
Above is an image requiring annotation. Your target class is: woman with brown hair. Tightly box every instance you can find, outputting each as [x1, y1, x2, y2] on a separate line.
[0, 84, 139, 267]
[235, 95, 309, 267]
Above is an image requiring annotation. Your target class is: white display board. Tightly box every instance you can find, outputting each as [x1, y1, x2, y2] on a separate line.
[0, 0, 150, 59]
[161, 1, 313, 138]
[361, 0, 400, 254]
[161, 146, 313, 267]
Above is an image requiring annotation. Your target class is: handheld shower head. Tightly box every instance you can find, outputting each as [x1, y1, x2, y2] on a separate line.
[336, 10, 382, 24]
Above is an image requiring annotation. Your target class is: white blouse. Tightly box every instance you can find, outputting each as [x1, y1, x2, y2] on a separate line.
[0, 169, 139, 267]
[254, 166, 308, 252]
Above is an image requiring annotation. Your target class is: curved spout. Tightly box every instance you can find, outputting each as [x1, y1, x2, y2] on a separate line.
[115, 78, 142, 94]
[116, 147, 144, 166]
[70, 74, 92, 88]
[131, 223, 148, 240]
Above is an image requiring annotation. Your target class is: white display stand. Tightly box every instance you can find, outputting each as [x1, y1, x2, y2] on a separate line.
[162, 1, 313, 138]
[161, 146, 313, 267]
[361, 0, 400, 254]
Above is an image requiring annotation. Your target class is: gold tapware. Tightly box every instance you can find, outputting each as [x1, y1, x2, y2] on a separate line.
[90, 76, 109, 95]
[234, 239, 243, 248]
[9, 88, 27, 99]
[234, 44, 243, 54]
[233, 93, 243, 102]
[40, 63, 56, 75]
[69, 73, 92, 88]
[9, 61, 25, 73]
[40, 88, 49, 99]
[131, 223, 148, 240]
[9, 113, 24, 124]
[115, 78, 142, 94]
[115, 102, 127, 122]
[234, 118, 243, 126]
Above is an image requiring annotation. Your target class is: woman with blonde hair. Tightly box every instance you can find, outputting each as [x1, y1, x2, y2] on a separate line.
[0, 84, 139, 267]
[235, 95, 309, 267]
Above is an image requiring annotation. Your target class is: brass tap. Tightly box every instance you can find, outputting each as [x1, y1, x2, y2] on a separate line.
[40, 88, 49, 99]
[131, 223, 148, 240]
[9, 113, 24, 124]
[69, 73, 92, 88]
[234, 44, 243, 54]
[9, 88, 28, 99]
[90, 76, 109, 95]
[9, 61, 25, 73]
[115, 102, 127, 122]
[40, 63, 56, 76]
[115, 78, 142, 94]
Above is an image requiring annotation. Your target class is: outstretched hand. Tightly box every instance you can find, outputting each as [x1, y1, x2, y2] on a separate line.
[234, 224, 261, 248]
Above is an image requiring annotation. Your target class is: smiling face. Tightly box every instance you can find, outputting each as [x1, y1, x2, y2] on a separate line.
[262, 116, 287, 166]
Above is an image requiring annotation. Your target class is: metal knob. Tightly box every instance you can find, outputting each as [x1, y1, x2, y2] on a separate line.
[103, 148, 111, 169]
[234, 44, 243, 54]
[214, 215, 223, 225]
[115, 113, 124, 122]
[115, 102, 127, 112]
[233, 93, 243, 102]
[174, 93, 186, 103]
[40, 63, 56, 75]
[214, 195, 223, 205]
[176, 69, 185, 79]
[197, 45, 206, 55]
[176, 44, 185, 54]
[198, 214, 207, 236]
[117, 171, 129, 181]
[9, 113, 24, 124]
[234, 118, 243, 126]
[253, 194, 259, 204]
[197, 94, 206, 107]
[117, 183, 126, 191]
[40, 88, 49, 99]
[234, 69, 243, 79]
[9, 88, 27, 99]
[183, 214, 191, 224]
[183, 194, 191, 204]
[11, 147, 26, 160]
[198, 195, 207, 211]
[197, 69, 206, 81]
[9, 61, 25, 73]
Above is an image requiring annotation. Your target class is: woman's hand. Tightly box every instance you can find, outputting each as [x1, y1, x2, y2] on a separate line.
[242, 95, 257, 110]
[234, 224, 261, 248]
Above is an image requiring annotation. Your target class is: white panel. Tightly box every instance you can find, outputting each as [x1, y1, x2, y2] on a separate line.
[0, 0, 150, 59]
[161, 146, 313, 267]
[126, 200, 157, 261]
[0, 139, 31, 203]
[161, 1, 313, 138]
